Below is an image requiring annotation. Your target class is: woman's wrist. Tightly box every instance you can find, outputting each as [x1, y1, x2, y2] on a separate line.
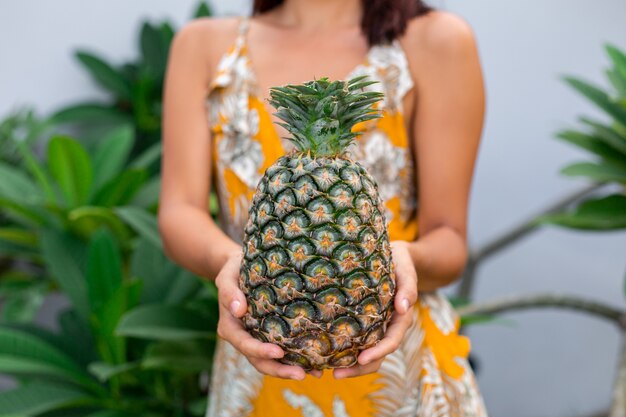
[203, 238, 242, 280]
[396, 239, 441, 293]
[392, 239, 428, 272]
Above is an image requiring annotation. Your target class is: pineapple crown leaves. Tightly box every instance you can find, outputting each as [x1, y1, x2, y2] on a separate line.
[268, 75, 385, 157]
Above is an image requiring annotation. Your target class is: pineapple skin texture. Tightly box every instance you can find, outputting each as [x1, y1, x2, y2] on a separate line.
[239, 152, 396, 370]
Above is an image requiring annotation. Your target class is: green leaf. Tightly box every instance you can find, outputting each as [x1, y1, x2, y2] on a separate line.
[0, 198, 49, 228]
[560, 161, 626, 183]
[47, 135, 93, 207]
[607, 68, 626, 98]
[142, 340, 214, 372]
[460, 314, 517, 327]
[0, 280, 47, 324]
[130, 177, 160, 208]
[140, 23, 168, 79]
[130, 238, 200, 305]
[209, 192, 219, 218]
[67, 206, 132, 242]
[564, 76, 626, 128]
[165, 270, 202, 305]
[57, 309, 98, 368]
[160, 22, 176, 48]
[114, 206, 162, 249]
[131, 76, 160, 132]
[85, 411, 135, 417]
[606, 43, 626, 93]
[92, 125, 134, 191]
[50, 103, 131, 125]
[0, 381, 92, 417]
[193, 2, 212, 18]
[91, 169, 148, 207]
[0, 277, 48, 324]
[75, 51, 131, 99]
[0, 328, 94, 387]
[0, 356, 97, 391]
[0, 228, 37, 248]
[556, 130, 626, 166]
[0, 162, 43, 205]
[116, 305, 215, 341]
[91, 281, 137, 365]
[128, 142, 161, 170]
[14, 140, 57, 204]
[538, 194, 626, 230]
[87, 361, 139, 382]
[579, 117, 626, 155]
[130, 238, 175, 303]
[86, 229, 123, 313]
[40, 229, 90, 320]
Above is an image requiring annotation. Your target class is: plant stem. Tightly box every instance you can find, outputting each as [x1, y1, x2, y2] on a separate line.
[457, 293, 626, 329]
[456, 182, 606, 302]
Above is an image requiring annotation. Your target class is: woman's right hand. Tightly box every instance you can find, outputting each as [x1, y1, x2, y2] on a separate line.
[215, 250, 316, 380]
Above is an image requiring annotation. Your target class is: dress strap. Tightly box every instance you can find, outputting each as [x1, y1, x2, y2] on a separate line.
[206, 16, 253, 94]
[236, 16, 251, 48]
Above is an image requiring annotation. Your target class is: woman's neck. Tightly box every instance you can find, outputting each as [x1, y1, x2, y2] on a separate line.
[275, 0, 362, 31]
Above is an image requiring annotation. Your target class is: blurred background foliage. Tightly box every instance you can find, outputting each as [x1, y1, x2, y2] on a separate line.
[0, 1, 624, 416]
[0, 2, 221, 416]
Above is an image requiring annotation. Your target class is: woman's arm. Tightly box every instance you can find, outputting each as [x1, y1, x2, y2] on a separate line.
[158, 20, 240, 280]
[404, 11, 486, 292]
[158, 19, 309, 380]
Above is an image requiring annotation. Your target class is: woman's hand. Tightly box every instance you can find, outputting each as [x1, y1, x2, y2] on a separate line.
[215, 250, 319, 380]
[334, 240, 419, 379]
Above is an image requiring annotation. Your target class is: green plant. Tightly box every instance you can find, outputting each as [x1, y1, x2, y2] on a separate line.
[49, 2, 212, 161]
[0, 124, 160, 249]
[453, 43, 626, 415]
[0, 124, 162, 323]
[539, 43, 626, 230]
[0, 227, 217, 417]
[0, 106, 53, 168]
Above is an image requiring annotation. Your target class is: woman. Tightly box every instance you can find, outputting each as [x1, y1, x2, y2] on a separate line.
[158, 0, 487, 415]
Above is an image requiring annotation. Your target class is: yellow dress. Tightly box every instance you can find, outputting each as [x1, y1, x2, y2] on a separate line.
[204, 16, 489, 417]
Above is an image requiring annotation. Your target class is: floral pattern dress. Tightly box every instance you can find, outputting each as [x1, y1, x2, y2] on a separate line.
[204, 16, 489, 417]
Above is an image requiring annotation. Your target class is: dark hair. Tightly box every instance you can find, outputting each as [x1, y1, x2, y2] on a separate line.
[252, 0, 433, 46]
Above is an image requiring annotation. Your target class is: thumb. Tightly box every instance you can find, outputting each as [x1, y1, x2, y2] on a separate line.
[216, 254, 248, 318]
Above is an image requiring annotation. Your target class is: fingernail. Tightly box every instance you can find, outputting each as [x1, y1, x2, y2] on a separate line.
[402, 298, 410, 313]
[230, 300, 240, 315]
[290, 373, 303, 380]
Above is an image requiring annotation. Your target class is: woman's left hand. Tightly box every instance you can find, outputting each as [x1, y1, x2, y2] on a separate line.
[333, 240, 418, 379]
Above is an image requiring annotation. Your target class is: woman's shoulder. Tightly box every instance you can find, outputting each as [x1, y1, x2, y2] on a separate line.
[401, 10, 478, 60]
[399, 10, 480, 85]
[172, 16, 244, 71]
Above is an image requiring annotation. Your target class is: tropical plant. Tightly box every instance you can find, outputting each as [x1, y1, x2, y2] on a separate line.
[539, 43, 626, 230]
[0, 106, 53, 168]
[49, 2, 212, 161]
[0, 227, 218, 417]
[0, 123, 160, 251]
[453, 43, 626, 416]
[0, 124, 161, 323]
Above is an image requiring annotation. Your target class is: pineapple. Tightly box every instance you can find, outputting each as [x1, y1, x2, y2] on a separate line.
[239, 76, 396, 370]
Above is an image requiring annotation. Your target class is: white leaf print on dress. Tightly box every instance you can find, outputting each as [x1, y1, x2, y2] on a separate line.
[369, 305, 424, 417]
[283, 389, 350, 417]
[205, 340, 264, 417]
[421, 293, 458, 335]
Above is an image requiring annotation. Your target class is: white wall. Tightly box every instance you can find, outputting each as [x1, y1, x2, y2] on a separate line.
[2, 0, 626, 415]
